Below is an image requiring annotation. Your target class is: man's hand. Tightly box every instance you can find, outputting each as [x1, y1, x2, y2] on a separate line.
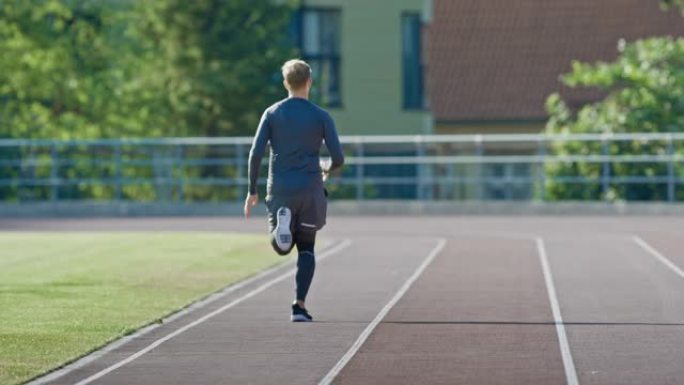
[244, 194, 259, 218]
[320, 157, 331, 182]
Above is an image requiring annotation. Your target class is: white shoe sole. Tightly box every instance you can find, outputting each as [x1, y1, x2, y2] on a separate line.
[291, 314, 312, 322]
[274, 207, 292, 252]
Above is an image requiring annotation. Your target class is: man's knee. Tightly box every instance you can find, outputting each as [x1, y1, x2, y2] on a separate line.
[295, 230, 316, 254]
[297, 250, 315, 269]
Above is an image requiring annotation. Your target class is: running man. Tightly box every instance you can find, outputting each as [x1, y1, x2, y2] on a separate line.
[244, 59, 344, 322]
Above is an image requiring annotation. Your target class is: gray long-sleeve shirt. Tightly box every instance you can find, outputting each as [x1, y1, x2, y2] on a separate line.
[247, 97, 344, 196]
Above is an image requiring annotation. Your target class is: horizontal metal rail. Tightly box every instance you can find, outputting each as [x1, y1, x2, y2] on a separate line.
[0, 133, 682, 203]
[344, 154, 684, 165]
[1, 132, 684, 147]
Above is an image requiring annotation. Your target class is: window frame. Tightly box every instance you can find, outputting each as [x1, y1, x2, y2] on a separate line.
[401, 11, 425, 111]
[294, 6, 343, 108]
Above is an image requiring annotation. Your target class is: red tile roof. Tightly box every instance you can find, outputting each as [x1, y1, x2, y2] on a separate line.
[426, 0, 684, 122]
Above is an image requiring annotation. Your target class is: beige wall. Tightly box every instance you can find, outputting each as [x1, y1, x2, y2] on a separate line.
[304, 0, 433, 135]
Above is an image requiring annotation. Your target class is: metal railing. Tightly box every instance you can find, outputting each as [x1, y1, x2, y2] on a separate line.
[0, 133, 683, 202]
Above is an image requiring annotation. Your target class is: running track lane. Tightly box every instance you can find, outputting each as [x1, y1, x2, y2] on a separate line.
[43, 237, 441, 385]
[16, 217, 684, 385]
[546, 234, 684, 385]
[330, 236, 568, 385]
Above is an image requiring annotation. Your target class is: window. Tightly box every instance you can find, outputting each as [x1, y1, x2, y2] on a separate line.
[402, 13, 424, 110]
[295, 8, 342, 107]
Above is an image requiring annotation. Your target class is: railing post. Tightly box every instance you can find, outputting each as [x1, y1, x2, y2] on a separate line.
[667, 135, 675, 202]
[445, 148, 454, 200]
[114, 143, 122, 201]
[504, 164, 513, 201]
[601, 136, 610, 200]
[415, 137, 426, 200]
[236, 143, 245, 202]
[475, 135, 484, 200]
[355, 140, 364, 201]
[152, 146, 162, 201]
[537, 137, 546, 201]
[175, 144, 184, 202]
[164, 145, 173, 202]
[50, 143, 58, 201]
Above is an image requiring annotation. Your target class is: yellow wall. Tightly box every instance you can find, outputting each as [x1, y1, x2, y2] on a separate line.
[303, 0, 433, 135]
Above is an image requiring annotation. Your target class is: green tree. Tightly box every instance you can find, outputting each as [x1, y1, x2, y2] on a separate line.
[0, 0, 174, 140]
[0, 0, 297, 140]
[662, 0, 684, 13]
[127, 0, 298, 201]
[0, 0, 298, 202]
[133, 0, 298, 137]
[0, 0, 183, 201]
[544, 7, 684, 201]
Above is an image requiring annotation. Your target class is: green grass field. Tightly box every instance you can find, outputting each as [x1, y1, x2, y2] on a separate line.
[0, 232, 285, 385]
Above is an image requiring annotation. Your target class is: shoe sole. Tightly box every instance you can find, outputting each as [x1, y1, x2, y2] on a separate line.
[274, 207, 292, 252]
[291, 314, 312, 322]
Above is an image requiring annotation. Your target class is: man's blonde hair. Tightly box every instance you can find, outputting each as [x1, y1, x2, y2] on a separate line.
[282, 59, 311, 90]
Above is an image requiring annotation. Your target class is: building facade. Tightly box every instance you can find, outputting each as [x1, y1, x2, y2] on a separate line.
[426, 0, 684, 135]
[423, 0, 684, 200]
[292, 0, 684, 200]
[297, 0, 433, 135]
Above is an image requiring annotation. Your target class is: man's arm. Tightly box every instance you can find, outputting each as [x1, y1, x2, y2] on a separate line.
[245, 111, 269, 217]
[323, 113, 344, 172]
[247, 111, 270, 196]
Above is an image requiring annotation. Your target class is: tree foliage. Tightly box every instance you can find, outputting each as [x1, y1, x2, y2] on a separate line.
[132, 0, 298, 137]
[0, 0, 298, 202]
[0, 0, 297, 140]
[544, 34, 684, 201]
[0, 0, 164, 139]
[662, 0, 684, 13]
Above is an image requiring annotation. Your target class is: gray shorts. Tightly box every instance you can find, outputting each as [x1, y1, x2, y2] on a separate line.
[266, 188, 328, 233]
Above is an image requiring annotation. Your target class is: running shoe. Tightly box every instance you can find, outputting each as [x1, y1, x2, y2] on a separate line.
[273, 207, 293, 252]
[291, 303, 313, 322]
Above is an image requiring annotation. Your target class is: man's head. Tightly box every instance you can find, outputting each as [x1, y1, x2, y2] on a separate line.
[281, 59, 312, 94]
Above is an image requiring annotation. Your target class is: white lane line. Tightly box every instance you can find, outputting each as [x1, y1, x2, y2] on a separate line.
[536, 237, 579, 385]
[633, 235, 684, 279]
[72, 239, 353, 385]
[31, 239, 324, 385]
[317, 238, 447, 385]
